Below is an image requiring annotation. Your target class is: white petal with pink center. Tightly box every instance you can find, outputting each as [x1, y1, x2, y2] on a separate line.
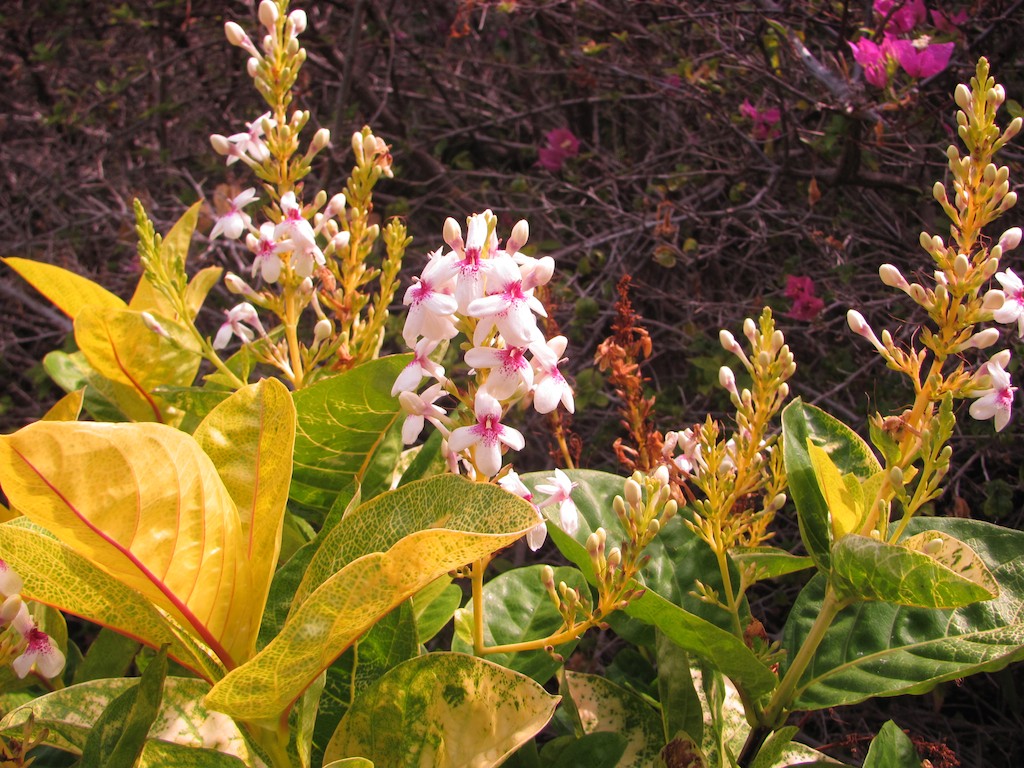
[464, 345, 533, 400]
[530, 335, 574, 414]
[535, 468, 579, 535]
[447, 392, 525, 478]
[969, 358, 1017, 432]
[398, 383, 448, 445]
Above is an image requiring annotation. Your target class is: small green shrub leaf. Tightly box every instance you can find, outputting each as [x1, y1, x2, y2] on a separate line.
[863, 720, 922, 768]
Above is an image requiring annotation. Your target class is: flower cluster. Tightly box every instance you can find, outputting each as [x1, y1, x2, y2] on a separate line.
[783, 274, 824, 322]
[739, 100, 781, 142]
[0, 559, 65, 680]
[848, 0, 956, 88]
[394, 210, 578, 543]
[537, 128, 580, 173]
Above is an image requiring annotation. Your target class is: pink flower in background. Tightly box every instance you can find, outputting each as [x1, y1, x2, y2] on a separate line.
[932, 9, 969, 34]
[874, 0, 927, 33]
[784, 275, 825, 321]
[889, 39, 954, 79]
[739, 99, 781, 141]
[849, 36, 894, 88]
[538, 128, 580, 172]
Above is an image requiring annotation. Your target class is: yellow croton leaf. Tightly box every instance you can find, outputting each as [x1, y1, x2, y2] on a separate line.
[3, 257, 126, 319]
[806, 440, 865, 539]
[41, 388, 84, 422]
[0, 421, 256, 668]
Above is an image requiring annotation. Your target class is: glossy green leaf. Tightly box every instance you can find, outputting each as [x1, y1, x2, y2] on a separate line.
[863, 720, 922, 768]
[324, 653, 558, 767]
[782, 399, 882, 570]
[784, 518, 1024, 709]
[412, 577, 462, 644]
[3, 256, 126, 318]
[311, 602, 420, 768]
[193, 378, 295, 659]
[564, 671, 663, 766]
[529, 469, 776, 697]
[730, 547, 814, 583]
[452, 565, 586, 683]
[74, 628, 140, 684]
[290, 355, 411, 520]
[0, 677, 255, 764]
[81, 645, 167, 767]
[75, 307, 201, 423]
[830, 532, 997, 608]
[205, 476, 539, 723]
[655, 630, 702, 746]
[137, 740, 248, 767]
[0, 520, 223, 681]
[540, 733, 628, 767]
[0, 420, 254, 668]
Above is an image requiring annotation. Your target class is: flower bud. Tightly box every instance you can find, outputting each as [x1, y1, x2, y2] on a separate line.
[720, 329, 741, 354]
[624, 478, 643, 508]
[983, 289, 1005, 311]
[0, 594, 23, 624]
[719, 365, 738, 395]
[325, 193, 346, 218]
[1000, 227, 1023, 253]
[313, 318, 332, 344]
[954, 83, 972, 111]
[141, 312, 169, 338]
[210, 134, 232, 156]
[311, 128, 331, 153]
[333, 231, 351, 251]
[247, 58, 260, 78]
[1000, 191, 1018, 212]
[953, 253, 970, 278]
[778, 382, 790, 399]
[990, 85, 1005, 107]
[288, 9, 308, 35]
[923, 537, 944, 556]
[258, 0, 279, 30]
[653, 464, 670, 488]
[507, 219, 530, 254]
[443, 217, 463, 250]
[743, 317, 757, 343]
[961, 327, 1001, 351]
[879, 264, 909, 291]
[540, 564, 555, 590]
[771, 493, 787, 511]
[224, 21, 249, 47]
[607, 548, 622, 570]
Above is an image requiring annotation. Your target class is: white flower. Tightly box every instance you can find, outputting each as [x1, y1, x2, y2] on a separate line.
[402, 254, 459, 347]
[275, 192, 325, 276]
[211, 188, 258, 240]
[447, 392, 525, 478]
[530, 335, 574, 414]
[213, 302, 265, 350]
[464, 344, 533, 400]
[0, 558, 22, 598]
[970, 357, 1017, 432]
[247, 222, 283, 283]
[224, 112, 274, 166]
[994, 268, 1024, 337]
[467, 255, 546, 347]
[398, 383, 448, 445]
[535, 468, 579, 536]
[392, 338, 446, 397]
[10, 604, 65, 679]
[498, 470, 547, 551]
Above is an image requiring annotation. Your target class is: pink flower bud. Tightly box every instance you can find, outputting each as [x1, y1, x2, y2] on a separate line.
[258, 0, 279, 31]
[507, 219, 530, 254]
[719, 366, 738, 395]
[288, 10, 308, 35]
[225, 21, 250, 48]
[879, 263, 909, 291]
[999, 227, 1023, 253]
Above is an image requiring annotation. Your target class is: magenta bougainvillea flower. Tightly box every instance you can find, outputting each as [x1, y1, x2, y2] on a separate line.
[931, 8, 969, 34]
[784, 275, 825, 321]
[848, 37, 894, 87]
[874, 0, 927, 33]
[889, 38, 954, 79]
[739, 99, 781, 141]
[537, 128, 580, 172]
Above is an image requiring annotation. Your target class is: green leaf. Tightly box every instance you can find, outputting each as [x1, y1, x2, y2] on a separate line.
[81, 645, 167, 768]
[452, 565, 586, 683]
[0, 420, 255, 668]
[323, 653, 558, 767]
[730, 547, 814, 583]
[863, 721, 922, 768]
[530, 469, 776, 697]
[540, 733, 627, 767]
[43, 349, 143, 423]
[205, 476, 539, 723]
[3, 256, 126, 318]
[0, 520, 224, 681]
[412, 577, 462, 644]
[193, 378, 295, 659]
[0, 676, 256, 764]
[290, 355, 411, 521]
[784, 517, 1024, 709]
[655, 630, 702, 746]
[782, 399, 882, 570]
[311, 603, 420, 768]
[73, 628, 140, 684]
[323, 760, 374, 768]
[830, 532, 998, 608]
[137, 740, 248, 767]
[563, 671, 663, 766]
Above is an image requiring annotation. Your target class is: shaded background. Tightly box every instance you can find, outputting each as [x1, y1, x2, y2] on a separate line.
[3, 1, 1024, 765]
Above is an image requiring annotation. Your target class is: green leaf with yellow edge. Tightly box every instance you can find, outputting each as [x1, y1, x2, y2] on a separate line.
[184, 265, 224, 319]
[0, 676, 256, 765]
[730, 547, 814, 583]
[43, 349, 136, 423]
[783, 399, 882, 570]
[290, 355, 412, 520]
[193, 378, 295, 659]
[0, 520, 223, 680]
[563, 671, 664, 767]
[807, 441, 865, 539]
[205, 475, 540, 724]
[830, 531, 997, 608]
[3, 256, 126, 319]
[42, 388, 84, 422]
[323, 760, 374, 768]
[324, 653, 558, 767]
[0, 420, 255, 668]
[74, 307, 201, 423]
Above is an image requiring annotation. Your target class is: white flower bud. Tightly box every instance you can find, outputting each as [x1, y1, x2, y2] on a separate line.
[288, 10, 308, 35]
[224, 21, 248, 47]
[313, 318, 332, 344]
[210, 134, 232, 155]
[624, 478, 643, 508]
[953, 253, 970, 278]
[507, 219, 530, 254]
[141, 312, 169, 338]
[990, 85, 1006, 107]
[961, 327, 1000, 351]
[325, 193, 346, 218]
[311, 128, 331, 153]
[1000, 227, 1023, 253]
[743, 317, 757, 343]
[247, 57, 260, 77]
[879, 263, 909, 291]
[954, 83, 972, 111]
[1000, 191, 1018, 212]
[333, 231, 351, 250]
[653, 464, 670, 488]
[719, 366, 738, 395]
[983, 289, 1005, 311]
[258, 0, 279, 31]
[299, 277, 314, 295]
[720, 329, 740, 354]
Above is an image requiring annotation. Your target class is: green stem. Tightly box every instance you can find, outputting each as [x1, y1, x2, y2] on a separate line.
[471, 554, 491, 656]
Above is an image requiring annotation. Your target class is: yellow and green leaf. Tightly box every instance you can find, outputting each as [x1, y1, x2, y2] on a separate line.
[807, 440, 865, 539]
[3, 256, 125, 319]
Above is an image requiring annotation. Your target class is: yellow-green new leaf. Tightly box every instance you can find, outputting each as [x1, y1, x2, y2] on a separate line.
[0, 421, 254, 668]
[0, 520, 224, 681]
[74, 307, 201, 423]
[807, 440, 864, 539]
[42, 388, 84, 422]
[193, 378, 295, 659]
[206, 477, 540, 723]
[3, 256, 126, 318]
[324, 654, 558, 768]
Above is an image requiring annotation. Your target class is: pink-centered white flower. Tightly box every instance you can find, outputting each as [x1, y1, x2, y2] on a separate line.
[392, 338, 447, 396]
[535, 468, 579, 536]
[498, 470, 548, 551]
[447, 392, 525, 478]
[0, 558, 22, 598]
[247, 222, 284, 283]
[530, 335, 574, 414]
[970, 358, 1016, 432]
[402, 251, 459, 347]
[468, 255, 546, 347]
[225, 112, 274, 165]
[211, 188, 258, 240]
[994, 268, 1024, 337]
[398, 383, 448, 445]
[10, 604, 65, 679]
[465, 344, 533, 400]
[275, 192, 325, 277]
[436, 212, 491, 313]
[214, 302, 266, 350]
